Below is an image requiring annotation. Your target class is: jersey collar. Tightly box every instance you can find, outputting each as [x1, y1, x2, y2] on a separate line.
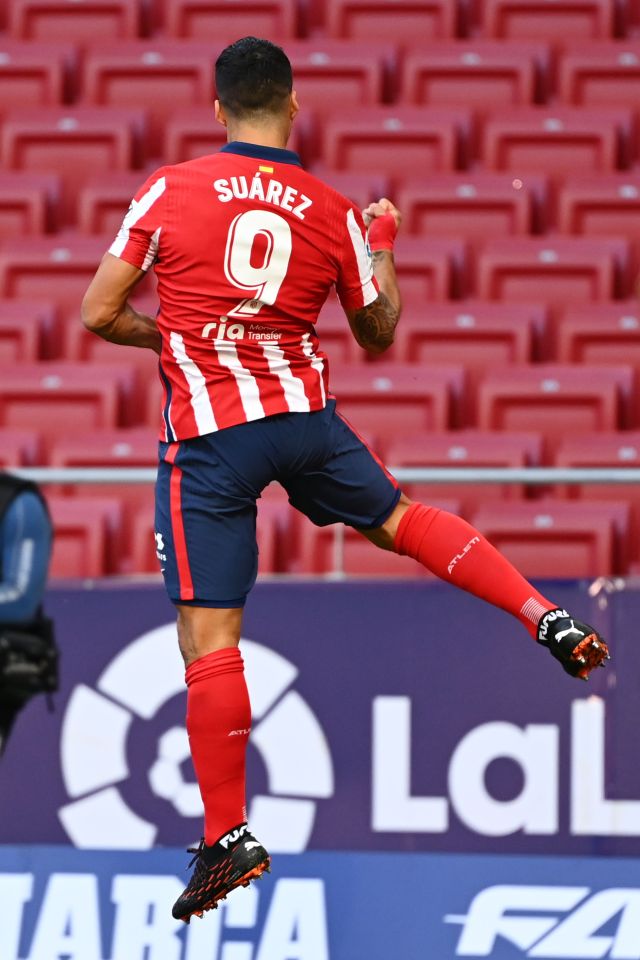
[220, 141, 303, 167]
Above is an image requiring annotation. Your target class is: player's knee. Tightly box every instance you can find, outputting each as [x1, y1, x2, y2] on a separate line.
[176, 606, 242, 667]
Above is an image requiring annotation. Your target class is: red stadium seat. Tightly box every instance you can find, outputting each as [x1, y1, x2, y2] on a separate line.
[0, 428, 42, 466]
[286, 41, 393, 109]
[0, 40, 74, 110]
[477, 364, 635, 458]
[392, 237, 468, 300]
[83, 42, 217, 155]
[482, 107, 633, 176]
[476, 236, 630, 309]
[398, 300, 547, 363]
[1, 108, 146, 225]
[403, 41, 549, 107]
[555, 432, 640, 561]
[8, 0, 141, 43]
[0, 362, 141, 450]
[557, 175, 640, 242]
[394, 303, 538, 414]
[164, 108, 305, 164]
[164, 0, 297, 39]
[47, 496, 125, 578]
[398, 173, 546, 240]
[77, 171, 155, 235]
[559, 43, 640, 106]
[481, 0, 616, 41]
[49, 427, 157, 570]
[330, 363, 466, 444]
[0, 300, 58, 360]
[0, 234, 139, 324]
[322, 107, 472, 180]
[295, 498, 463, 576]
[325, 0, 456, 43]
[556, 303, 640, 367]
[472, 500, 629, 577]
[386, 430, 543, 513]
[306, 168, 391, 211]
[0, 172, 60, 238]
[0, 235, 103, 324]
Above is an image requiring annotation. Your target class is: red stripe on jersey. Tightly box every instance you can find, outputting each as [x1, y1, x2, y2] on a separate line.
[165, 443, 195, 600]
[336, 411, 399, 489]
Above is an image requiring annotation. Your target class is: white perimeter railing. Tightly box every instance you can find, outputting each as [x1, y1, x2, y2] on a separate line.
[7, 467, 640, 485]
[9, 466, 639, 577]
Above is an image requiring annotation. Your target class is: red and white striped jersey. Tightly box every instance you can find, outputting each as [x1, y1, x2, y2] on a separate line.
[109, 141, 378, 441]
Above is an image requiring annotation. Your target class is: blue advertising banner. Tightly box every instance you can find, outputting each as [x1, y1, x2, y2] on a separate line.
[1, 844, 640, 959]
[0, 579, 636, 857]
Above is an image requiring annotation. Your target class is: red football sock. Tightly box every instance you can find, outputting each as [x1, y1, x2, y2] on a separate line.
[394, 503, 555, 638]
[185, 646, 251, 846]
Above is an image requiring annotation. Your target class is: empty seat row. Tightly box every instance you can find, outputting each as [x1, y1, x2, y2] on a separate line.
[11, 39, 640, 112]
[2, 0, 631, 44]
[0, 106, 637, 208]
[11, 170, 640, 246]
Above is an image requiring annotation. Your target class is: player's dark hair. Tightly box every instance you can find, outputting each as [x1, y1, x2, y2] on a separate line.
[215, 37, 293, 119]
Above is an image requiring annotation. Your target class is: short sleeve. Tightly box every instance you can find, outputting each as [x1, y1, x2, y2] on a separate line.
[335, 204, 379, 312]
[109, 168, 168, 271]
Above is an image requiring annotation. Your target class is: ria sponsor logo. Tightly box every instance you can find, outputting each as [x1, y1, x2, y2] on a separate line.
[200, 320, 282, 342]
[445, 884, 640, 957]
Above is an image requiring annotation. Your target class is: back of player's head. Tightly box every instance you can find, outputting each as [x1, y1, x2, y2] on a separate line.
[215, 38, 293, 120]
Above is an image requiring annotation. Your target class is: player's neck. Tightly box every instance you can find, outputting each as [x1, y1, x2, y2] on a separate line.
[225, 122, 292, 152]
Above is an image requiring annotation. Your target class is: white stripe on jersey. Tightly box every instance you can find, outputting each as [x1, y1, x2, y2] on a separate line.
[109, 176, 166, 263]
[142, 226, 162, 271]
[214, 341, 265, 421]
[169, 331, 217, 434]
[262, 343, 311, 413]
[301, 333, 326, 405]
[346, 207, 378, 306]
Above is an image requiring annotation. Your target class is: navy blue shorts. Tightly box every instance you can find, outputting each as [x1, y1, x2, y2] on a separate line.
[155, 400, 400, 607]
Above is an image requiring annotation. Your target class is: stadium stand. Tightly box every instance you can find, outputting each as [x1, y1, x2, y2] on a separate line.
[164, 0, 298, 39]
[402, 41, 549, 107]
[323, 0, 456, 43]
[559, 42, 640, 106]
[479, 0, 617, 42]
[471, 500, 628, 577]
[385, 430, 543, 513]
[1, 108, 146, 224]
[2, 3, 640, 577]
[476, 364, 636, 458]
[8, 0, 141, 42]
[0, 40, 74, 110]
[481, 107, 635, 177]
[397, 173, 547, 239]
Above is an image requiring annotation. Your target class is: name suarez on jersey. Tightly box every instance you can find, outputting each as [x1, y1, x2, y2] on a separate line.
[213, 174, 313, 220]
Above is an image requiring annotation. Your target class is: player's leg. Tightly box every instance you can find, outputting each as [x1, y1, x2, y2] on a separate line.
[360, 493, 609, 678]
[155, 435, 271, 921]
[284, 402, 609, 679]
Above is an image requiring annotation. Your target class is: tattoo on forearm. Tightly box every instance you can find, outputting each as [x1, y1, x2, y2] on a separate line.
[352, 291, 398, 352]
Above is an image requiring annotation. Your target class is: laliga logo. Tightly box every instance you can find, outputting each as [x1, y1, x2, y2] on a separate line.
[57, 624, 334, 852]
[446, 884, 640, 957]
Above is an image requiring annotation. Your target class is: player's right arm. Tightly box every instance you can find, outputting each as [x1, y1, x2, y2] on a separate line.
[339, 198, 402, 355]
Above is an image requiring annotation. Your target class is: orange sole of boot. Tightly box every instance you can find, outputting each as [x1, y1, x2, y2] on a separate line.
[181, 857, 271, 923]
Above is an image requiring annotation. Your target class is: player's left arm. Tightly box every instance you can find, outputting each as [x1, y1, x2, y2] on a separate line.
[81, 253, 161, 354]
[341, 198, 402, 355]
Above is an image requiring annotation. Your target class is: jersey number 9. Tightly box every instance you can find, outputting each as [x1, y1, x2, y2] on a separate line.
[224, 210, 293, 319]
